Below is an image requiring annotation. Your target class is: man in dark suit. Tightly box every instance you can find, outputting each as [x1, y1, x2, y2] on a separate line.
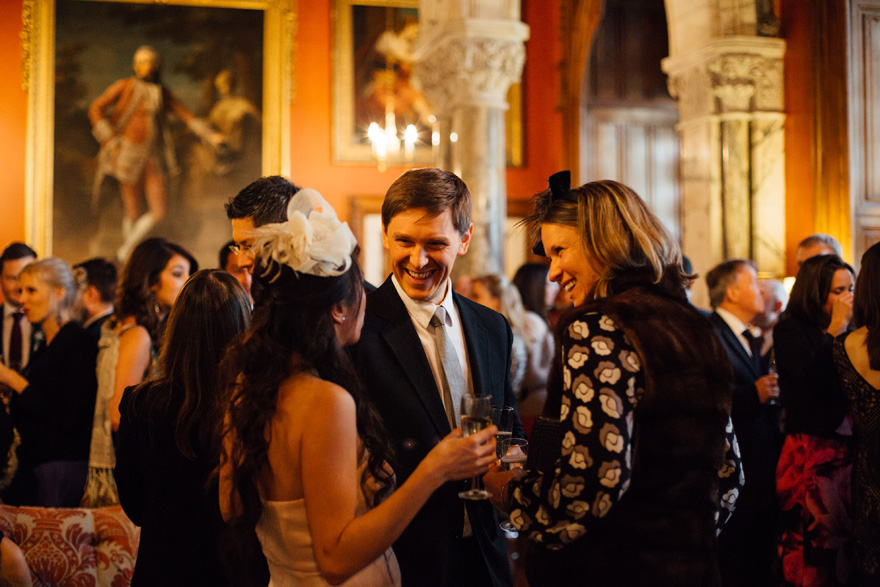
[73, 258, 117, 344]
[350, 168, 521, 587]
[0, 243, 38, 374]
[706, 259, 782, 587]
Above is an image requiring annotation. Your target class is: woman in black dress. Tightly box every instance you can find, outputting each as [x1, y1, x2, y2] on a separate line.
[774, 254, 855, 585]
[0, 258, 97, 507]
[115, 270, 250, 586]
[833, 242, 880, 584]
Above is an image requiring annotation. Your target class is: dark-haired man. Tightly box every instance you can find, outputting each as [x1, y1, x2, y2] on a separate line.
[0, 243, 37, 372]
[350, 168, 520, 587]
[73, 258, 118, 344]
[707, 258, 781, 587]
[225, 175, 301, 275]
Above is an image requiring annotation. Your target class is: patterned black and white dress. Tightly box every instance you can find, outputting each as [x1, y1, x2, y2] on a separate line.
[508, 311, 742, 546]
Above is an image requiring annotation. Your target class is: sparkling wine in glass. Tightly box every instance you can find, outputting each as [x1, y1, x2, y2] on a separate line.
[498, 438, 528, 532]
[493, 406, 515, 459]
[459, 395, 493, 500]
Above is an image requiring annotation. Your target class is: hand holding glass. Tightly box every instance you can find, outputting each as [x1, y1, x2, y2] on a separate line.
[459, 395, 494, 500]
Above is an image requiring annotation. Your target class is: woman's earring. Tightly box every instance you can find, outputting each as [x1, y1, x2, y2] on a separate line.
[342, 316, 346, 321]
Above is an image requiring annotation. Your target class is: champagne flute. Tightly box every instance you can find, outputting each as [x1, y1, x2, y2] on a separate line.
[767, 348, 779, 406]
[498, 438, 528, 532]
[492, 406, 515, 459]
[459, 394, 493, 500]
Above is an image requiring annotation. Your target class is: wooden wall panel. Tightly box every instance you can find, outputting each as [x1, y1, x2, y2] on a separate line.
[850, 1, 880, 267]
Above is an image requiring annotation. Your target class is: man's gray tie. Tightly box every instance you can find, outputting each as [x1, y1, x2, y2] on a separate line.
[430, 306, 465, 428]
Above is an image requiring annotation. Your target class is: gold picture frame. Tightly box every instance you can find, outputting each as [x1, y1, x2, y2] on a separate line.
[331, 0, 523, 168]
[22, 0, 295, 262]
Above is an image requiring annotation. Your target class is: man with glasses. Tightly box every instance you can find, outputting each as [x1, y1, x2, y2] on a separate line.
[225, 175, 301, 275]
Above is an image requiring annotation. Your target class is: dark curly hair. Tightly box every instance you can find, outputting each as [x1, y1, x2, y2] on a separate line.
[221, 253, 396, 547]
[112, 237, 198, 342]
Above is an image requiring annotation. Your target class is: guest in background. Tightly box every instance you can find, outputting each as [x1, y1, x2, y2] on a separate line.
[486, 270, 555, 433]
[753, 279, 787, 360]
[469, 274, 528, 394]
[73, 258, 118, 344]
[0, 258, 97, 507]
[116, 270, 249, 586]
[775, 254, 855, 586]
[225, 176, 301, 305]
[707, 259, 782, 587]
[82, 237, 197, 507]
[512, 262, 553, 325]
[0, 244, 37, 374]
[219, 240, 253, 304]
[833, 241, 880, 584]
[796, 233, 842, 266]
[485, 174, 739, 586]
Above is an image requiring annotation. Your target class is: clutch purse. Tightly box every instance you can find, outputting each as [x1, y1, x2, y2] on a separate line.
[526, 416, 563, 474]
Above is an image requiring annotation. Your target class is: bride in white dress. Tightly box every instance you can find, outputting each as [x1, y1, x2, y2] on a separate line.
[219, 190, 497, 587]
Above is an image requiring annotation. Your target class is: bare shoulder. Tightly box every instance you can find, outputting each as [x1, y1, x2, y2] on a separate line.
[118, 324, 151, 348]
[276, 373, 355, 418]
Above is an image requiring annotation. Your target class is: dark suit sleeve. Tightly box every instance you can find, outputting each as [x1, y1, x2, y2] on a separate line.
[730, 379, 762, 420]
[774, 317, 846, 434]
[115, 386, 145, 526]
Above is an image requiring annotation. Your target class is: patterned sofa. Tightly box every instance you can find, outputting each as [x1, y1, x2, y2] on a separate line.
[0, 505, 139, 587]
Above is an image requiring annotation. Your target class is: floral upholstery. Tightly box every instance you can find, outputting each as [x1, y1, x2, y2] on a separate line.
[0, 505, 140, 587]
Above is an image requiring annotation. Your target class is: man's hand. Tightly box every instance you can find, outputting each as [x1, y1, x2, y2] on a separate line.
[755, 373, 779, 404]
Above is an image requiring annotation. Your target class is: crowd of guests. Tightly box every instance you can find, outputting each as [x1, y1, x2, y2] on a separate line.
[0, 169, 877, 587]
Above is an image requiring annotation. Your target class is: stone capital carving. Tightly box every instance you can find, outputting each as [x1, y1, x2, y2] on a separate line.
[664, 38, 785, 121]
[415, 37, 525, 113]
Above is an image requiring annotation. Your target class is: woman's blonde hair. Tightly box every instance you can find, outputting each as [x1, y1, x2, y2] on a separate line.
[524, 175, 689, 301]
[20, 257, 77, 314]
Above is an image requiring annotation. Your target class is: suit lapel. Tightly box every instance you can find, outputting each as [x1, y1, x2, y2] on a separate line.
[372, 279, 453, 436]
[455, 294, 490, 397]
[711, 312, 760, 379]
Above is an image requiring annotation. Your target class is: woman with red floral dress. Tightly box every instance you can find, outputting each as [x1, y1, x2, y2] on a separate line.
[775, 254, 855, 586]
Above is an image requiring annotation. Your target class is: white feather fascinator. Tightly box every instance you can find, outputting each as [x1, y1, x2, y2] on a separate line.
[251, 188, 357, 279]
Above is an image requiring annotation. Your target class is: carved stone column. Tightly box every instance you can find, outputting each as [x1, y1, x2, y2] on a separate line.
[663, 37, 786, 304]
[414, 2, 529, 278]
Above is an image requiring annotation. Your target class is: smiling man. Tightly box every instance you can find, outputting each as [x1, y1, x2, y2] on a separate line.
[350, 168, 521, 587]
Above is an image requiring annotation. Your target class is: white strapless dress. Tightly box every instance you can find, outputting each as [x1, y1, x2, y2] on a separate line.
[256, 488, 401, 587]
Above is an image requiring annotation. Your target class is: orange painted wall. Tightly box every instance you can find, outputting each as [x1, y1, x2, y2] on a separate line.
[0, 0, 28, 248]
[779, 0, 814, 276]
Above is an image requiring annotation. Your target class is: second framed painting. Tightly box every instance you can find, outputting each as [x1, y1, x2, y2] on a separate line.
[331, 0, 523, 168]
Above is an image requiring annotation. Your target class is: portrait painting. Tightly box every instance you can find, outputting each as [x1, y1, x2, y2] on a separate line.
[332, 0, 523, 167]
[29, 0, 293, 268]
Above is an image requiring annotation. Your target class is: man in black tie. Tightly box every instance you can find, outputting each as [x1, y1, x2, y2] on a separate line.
[706, 259, 782, 587]
[349, 168, 521, 587]
[0, 243, 37, 374]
